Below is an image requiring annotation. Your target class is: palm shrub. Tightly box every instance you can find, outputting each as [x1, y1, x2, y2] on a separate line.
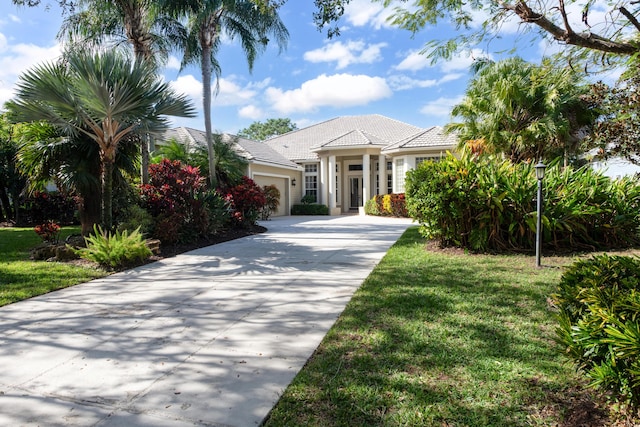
[74, 225, 152, 269]
[405, 150, 640, 252]
[552, 255, 640, 413]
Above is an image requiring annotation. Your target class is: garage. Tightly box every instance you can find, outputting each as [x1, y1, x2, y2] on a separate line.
[252, 175, 288, 217]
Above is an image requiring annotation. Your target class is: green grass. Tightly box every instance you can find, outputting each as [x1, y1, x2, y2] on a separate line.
[0, 226, 106, 306]
[264, 227, 603, 426]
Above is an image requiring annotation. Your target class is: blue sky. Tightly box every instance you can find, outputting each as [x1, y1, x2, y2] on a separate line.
[0, 0, 621, 135]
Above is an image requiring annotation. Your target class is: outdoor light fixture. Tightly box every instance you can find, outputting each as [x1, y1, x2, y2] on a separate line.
[535, 160, 547, 268]
[291, 178, 296, 187]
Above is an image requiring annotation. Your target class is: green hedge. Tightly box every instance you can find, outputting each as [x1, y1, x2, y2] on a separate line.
[405, 150, 640, 252]
[553, 255, 640, 411]
[291, 204, 329, 215]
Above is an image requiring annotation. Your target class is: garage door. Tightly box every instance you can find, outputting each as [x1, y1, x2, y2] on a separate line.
[253, 175, 287, 217]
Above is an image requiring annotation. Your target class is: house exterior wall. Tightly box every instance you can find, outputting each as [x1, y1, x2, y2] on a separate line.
[247, 164, 302, 217]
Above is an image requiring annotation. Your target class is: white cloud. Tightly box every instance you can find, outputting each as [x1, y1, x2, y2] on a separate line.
[388, 73, 464, 91]
[440, 49, 492, 73]
[304, 40, 387, 69]
[420, 96, 464, 119]
[166, 55, 181, 70]
[9, 15, 21, 24]
[343, 0, 402, 29]
[238, 105, 264, 120]
[265, 73, 392, 114]
[0, 36, 62, 106]
[170, 74, 202, 102]
[394, 51, 430, 72]
[170, 74, 262, 107]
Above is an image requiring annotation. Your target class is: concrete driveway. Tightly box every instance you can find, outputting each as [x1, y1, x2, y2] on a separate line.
[0, 215, 413, 426]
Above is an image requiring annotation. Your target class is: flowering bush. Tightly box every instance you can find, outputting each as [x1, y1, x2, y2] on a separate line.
[224, 176, 266, 227]
[34, 220, 61, 243]
[365, 194, 408, 217]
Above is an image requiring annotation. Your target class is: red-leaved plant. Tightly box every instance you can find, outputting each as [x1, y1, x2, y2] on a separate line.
[34, 220, 61, 243]
[223, 176, 266, 227]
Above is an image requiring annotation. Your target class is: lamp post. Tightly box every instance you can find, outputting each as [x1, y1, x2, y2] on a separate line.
[535, 161, 546, 268]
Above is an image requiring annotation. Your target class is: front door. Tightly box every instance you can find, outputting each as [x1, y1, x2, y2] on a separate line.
[349, 177, 362, 210]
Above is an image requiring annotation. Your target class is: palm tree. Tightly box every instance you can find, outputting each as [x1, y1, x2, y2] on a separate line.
[163, 0, 288, 187]
[447, 58, 596, 164]
[15, 122, 140, 235]
[58, 0, 186, 185]
[8, 50, 195, 230]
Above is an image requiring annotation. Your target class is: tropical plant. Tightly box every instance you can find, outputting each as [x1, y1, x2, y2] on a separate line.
[553, 255, 640, 412]
[261, 184, 280, 219]
[74, 224, 152, 269]
[223, 176, 266, 226]
[0, 115, 26, 223]
[446, 58, 597, 164]
[34, 220, 61, 243]
[57, 0, 187, 184]
[140, 158, 210, 243]
[7, 49, 195, 230]
[163, 0, 288, 187]
[405, 150, 640, 252]
[15, 121, 140, 234]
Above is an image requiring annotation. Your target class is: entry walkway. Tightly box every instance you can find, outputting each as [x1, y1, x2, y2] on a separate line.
[0, 215, 413, 426]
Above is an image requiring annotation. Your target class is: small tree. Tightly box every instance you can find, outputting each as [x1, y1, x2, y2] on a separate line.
[238, 118, 297, 141]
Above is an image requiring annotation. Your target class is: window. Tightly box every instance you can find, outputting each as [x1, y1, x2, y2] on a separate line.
[416, 155, 441, 167]
[395, 159, 405, 193]
[348, 164, 363, 171]
[304, 163, 318, 200]
[387, 161, 393, 194]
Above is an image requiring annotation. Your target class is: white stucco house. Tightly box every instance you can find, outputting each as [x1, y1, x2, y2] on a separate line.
[161, 114, 458, 216]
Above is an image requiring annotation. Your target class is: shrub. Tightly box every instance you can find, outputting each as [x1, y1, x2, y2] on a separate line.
[301, 194, 316, 204]
[261, 185, 281, 220]
[17, 191, 77, 226]
[405, 150, 640, 252]
[74, 225, 152, 269]
[365, 194, 408, 217]
[291, 204, 329, 215]
[140, 159, 210, 243]
[223, 176, 266, 227]
[116, 205, 154, 237]
[33, 220, 61, 243]
[552, 255, 640, 412]
[364, 197, 380, 216]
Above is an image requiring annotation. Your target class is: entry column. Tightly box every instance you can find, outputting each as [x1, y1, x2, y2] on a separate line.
[319, 156, 327, 205]
[362, 153, 370, 207]
[328, 155, 337, 211]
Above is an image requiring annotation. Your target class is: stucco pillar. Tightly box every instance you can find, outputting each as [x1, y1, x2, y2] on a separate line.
[378, 154, 386, 195]
[319, 156, 327, 205]
[328, 155, 337, 210]
[362, 153, 370, 207]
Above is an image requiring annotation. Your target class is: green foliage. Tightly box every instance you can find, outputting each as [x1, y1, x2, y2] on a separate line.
[447, 58, 597, 164]
[116, 204, 155, 237]
[553, 255, 640, 412]
[261, 184, 281, 220]
[74, 225, 152, 269]
[300, 194, 316, 204]
[238, 118, 297, 141]
[222, 176, 266, 227]
[405, 150, 640, 252]
[291, 203, 329, 215]
[365, 194, 408, 217]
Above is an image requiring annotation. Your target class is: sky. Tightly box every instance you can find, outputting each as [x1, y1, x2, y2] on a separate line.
[0, 0, 629, 141]
[0, 0, 557, 134]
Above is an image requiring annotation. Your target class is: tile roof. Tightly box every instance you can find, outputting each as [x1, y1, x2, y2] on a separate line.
[159, 127, 300, 170]
[264, 114, 425, 161]
[382, 126, 458, 153]
[312, 129, 389, 150]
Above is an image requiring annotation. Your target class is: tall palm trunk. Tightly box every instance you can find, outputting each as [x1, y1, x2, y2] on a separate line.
[101, 154, 115, 230]
[200, 17, 218, 188]
[123, 0, 154, 185]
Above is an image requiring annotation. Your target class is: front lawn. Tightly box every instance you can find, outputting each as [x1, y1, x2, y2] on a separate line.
[0, 226, 106, 306]
[263, 227, 611, 426]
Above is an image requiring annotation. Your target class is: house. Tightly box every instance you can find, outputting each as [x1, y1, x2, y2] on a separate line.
[161, 114, 458, 216]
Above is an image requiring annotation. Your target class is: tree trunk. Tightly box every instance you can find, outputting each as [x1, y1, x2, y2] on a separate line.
[101, 156, 115, 231]
[202, 45, 217, 189]
[0, 186, 11, 221]
[78, 193, 101, 236]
